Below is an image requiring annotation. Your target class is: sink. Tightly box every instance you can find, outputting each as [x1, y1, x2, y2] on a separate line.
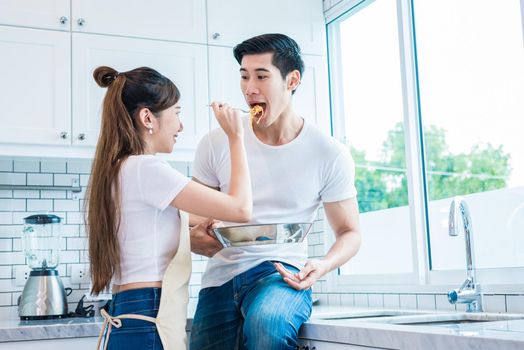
[370, 312, 524, 326]
[311, 309, 428, 320]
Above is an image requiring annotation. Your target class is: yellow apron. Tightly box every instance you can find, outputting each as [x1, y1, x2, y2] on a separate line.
[96, 211, 191, 350]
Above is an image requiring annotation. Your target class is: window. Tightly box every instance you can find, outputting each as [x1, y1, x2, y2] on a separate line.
[327, 0, 524, 287]
[329, 0, 415, 279]
[413, 0, 524, 271]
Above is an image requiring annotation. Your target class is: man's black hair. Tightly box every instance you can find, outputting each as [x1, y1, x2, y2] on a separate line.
[233, 33, 305, 92]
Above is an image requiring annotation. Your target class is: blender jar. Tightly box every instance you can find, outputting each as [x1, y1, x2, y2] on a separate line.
[22, 214, 62, 270]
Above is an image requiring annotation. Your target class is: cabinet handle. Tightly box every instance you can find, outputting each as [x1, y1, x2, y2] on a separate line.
[60, 131, 68, 139]
[77, 133, 86, 141]
[59, 16, 68, 25]
[212, 32, 221, 40]
[77, 18, 86, 26]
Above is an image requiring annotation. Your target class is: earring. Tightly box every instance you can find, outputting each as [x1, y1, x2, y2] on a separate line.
[148, 127, 153, 135]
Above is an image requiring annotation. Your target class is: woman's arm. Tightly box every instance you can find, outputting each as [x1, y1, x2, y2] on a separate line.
[172, 102, 252, 223]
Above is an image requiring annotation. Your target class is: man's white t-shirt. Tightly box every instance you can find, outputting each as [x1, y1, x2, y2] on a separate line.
[113, 155, 191, 285]
[193, 117, 357, 288]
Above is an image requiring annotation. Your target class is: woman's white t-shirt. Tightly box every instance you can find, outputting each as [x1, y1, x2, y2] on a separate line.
[112, 155, 190, 285]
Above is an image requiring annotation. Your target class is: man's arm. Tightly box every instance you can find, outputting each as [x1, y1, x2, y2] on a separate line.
[275, 197, 361, 290]
[189, 177, 224, 257]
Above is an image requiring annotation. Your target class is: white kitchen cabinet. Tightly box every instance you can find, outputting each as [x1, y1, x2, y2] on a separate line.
[0, 0, 70, 31]
[206, 0, 326, 55]
[71, 0, 207, 44]
[72, 33, 209, 160]
[208, 46, 248, 130]
[208, 46, 331, 135]
[0, 26, 71, 146]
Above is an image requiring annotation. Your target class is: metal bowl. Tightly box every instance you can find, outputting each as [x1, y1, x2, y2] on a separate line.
[213, 223, 313, 247]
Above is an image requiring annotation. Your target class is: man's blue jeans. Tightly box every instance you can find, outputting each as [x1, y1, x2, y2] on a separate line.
[189, 261, 312, 350]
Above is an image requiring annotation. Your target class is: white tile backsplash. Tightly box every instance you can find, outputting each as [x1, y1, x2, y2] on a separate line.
[0, 266, 11, 279]
[26, 199, 53, 212]
[66, 161, 92, 174]
[0, 160, 13, 172]
[354, 293, 368, 307]
[0, 212, 12, 225]
[54, 174, 79, 186]
[435, 294, 456, 311]
[27, 173, 52, 186]
[0, 190, 12, 198]
[13, 190, 39, 199]
[417, 294, 436, 310]
[0, 173, 26, 185]
[54, 199, 80, 212]
[327, 293, 341, 306]
[0, 293, 11, 307]
[13, 160, 39, 173]
[0, 239, 13, 252]
[506, 295, 524, 313]
[40, 160, 66, 174]
[483, 294, 507, 313]
[399, 294, 418, 309]
[340, 293, 354, 306]
[383, 294, 400, 309]
[0, 199, 26, 212]
[1, 157, 524, 315]
[368, 294, 384, 307]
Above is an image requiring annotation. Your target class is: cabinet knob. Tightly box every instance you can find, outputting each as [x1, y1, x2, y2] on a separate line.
[77, 133, 86, 141]
[59, 16, 68, 25]
[60, 131, 68, 139]
[77, 18, 86, 26]
[212, 32, 221, 40]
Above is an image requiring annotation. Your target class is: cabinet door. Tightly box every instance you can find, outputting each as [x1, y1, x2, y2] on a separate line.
[294, 54, 331, 135]
[206, 0, 326, 55]
[71, 0, 206, 44]
[0, 26, 71, 145]
[208, 46, 248, 130]
[208, 46, 331, 134]
[72, 33, 209, 158]
[0, 0, 70, 31]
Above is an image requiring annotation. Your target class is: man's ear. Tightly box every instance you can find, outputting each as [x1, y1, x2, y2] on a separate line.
[287, 70, 301, 92]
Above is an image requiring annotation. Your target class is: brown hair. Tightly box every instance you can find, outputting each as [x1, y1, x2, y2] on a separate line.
[86, 66, 180, 294]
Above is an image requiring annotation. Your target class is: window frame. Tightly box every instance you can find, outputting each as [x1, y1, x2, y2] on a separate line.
[325, 0, 524, 293]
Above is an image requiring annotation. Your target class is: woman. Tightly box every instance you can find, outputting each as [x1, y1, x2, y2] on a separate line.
[86, 66, 251, 349]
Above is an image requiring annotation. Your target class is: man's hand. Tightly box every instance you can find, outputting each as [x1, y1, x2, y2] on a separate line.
[190, 219, 224, 257]
[273, 260, 331, 290]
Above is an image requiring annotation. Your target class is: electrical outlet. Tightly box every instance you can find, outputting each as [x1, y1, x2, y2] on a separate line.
[14, 266, 31, 287]
[71, 264, 90, 284]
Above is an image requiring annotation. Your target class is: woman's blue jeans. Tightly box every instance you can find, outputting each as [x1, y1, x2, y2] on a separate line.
[190, 261, 312, 350]
[106, 287, 163, 350]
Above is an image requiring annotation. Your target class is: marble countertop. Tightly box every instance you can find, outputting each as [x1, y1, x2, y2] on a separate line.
[305, 306, 524, 349]
[1, 306, 524, 349]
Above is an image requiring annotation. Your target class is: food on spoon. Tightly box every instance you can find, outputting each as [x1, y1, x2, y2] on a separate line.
[250, 105, 264, 124]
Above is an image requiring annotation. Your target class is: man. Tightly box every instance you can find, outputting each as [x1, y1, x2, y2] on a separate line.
[190, 33, 361, 350]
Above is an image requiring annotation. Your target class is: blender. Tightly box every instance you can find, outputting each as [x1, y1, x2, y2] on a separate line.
[18, 214, 69, 320]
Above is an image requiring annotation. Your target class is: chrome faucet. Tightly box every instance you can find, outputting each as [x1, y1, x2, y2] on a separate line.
[447, 197, 483, 312]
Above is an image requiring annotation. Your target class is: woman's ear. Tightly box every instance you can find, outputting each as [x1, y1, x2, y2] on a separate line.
[287, 70, 301, 92]
[137, 107, 154, 132]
